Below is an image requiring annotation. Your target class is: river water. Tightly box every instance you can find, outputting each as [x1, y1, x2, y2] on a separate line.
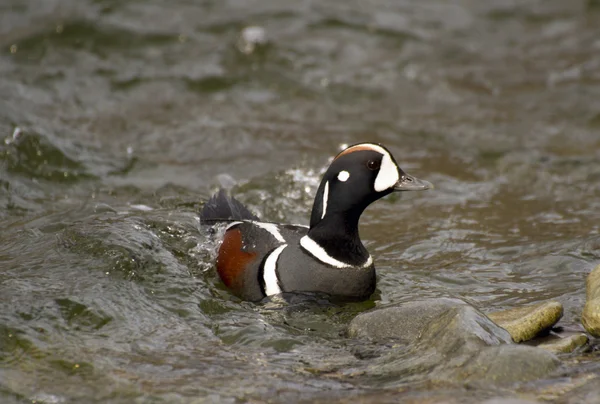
[1, 0, 599, 402]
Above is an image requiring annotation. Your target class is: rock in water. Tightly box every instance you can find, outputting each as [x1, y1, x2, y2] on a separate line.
[347, 298, 560, 385]
[536, 333, 589, 354]
[460, 345, 560, 384]
[582, 263, 600, 337]
[347, 298, 486, 344]
[487, 301, 563, 343]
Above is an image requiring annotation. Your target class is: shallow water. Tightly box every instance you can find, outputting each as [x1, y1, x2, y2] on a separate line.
[1, 0, 600, 402]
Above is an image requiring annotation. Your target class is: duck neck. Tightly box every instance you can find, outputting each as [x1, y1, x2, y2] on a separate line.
[306, 209, 370, 267]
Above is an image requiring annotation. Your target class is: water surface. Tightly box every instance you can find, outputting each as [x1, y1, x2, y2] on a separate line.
[1, 0, 600, 402]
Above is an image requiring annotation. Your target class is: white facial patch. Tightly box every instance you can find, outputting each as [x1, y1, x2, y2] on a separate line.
[321, 181, 329, 220]
[263, 244, 286, 296]
[374, 151, 400, 192]
[337, 170, 350, 182]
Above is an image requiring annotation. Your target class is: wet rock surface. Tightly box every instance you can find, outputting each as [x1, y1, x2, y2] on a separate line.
[561, 374, 600, 404]
[312, 391, 544, 404]
[582, 264, 600, 337]
[535, 333, 589, 354]
[347, 298, 559, 385]
[346, 297, 489, 343]
[487, 301, 564, 343]
[459, 345, 559, 384]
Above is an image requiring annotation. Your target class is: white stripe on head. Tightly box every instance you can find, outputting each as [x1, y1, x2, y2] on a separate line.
[252, 222, 285, 243]
[300, 235, 373, 268]
[374, 150, 400, 192]
[321, 181, 329, 220]
[337, 170, 350, 182]
[263, 244, 286, 296]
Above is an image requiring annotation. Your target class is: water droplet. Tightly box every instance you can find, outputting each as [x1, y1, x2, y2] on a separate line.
[126, 146, 133, 155]
[237, 26, 267, 55]
[12, 127, 21, 141]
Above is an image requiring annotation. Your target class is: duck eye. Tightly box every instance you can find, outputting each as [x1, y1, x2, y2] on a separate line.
[367, 160, 380, 171]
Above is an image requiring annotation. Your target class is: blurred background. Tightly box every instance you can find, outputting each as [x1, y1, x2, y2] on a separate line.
[1, 0, 600, 403]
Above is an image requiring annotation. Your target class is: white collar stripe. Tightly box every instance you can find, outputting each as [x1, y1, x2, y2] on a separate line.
[300, 236, 372, 268]
[263, 245, 286, 296]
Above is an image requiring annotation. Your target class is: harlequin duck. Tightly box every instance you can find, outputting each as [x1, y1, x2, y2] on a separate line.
[201, 143, 432, 301]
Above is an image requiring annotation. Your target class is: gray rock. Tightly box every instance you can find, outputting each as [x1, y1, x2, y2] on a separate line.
[531, 372, 600, 403]
[348, 298, 511, 346]
[347, 298, 488, 344]
[561, 374, 600, 404]
[459, 345, 560, 384]
[582, 263, 600, 337]
[311, 391, 544, 404]
[347, 298, 560, 386]
[482, 400, 542, 404]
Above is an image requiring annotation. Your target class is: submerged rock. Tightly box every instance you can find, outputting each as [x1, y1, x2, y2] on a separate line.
[561, 374, 600, 404]
[487, 301, 563, 343]
[347, 298, 560, 385]
[347, 298, 485, 344]
[460, 344, 560, 384]
[312, 390, 544, 404]
[582, 263, 600, 337]
[536, 333, 589, 354]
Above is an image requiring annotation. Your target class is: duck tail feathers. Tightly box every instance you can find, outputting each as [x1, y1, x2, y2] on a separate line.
[200, 189, 259, 224]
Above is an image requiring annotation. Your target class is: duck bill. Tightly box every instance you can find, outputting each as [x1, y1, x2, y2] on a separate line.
[393, 174, 433, 192]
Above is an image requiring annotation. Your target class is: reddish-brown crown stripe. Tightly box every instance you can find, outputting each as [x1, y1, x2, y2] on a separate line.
[333, 145, 380, 161]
